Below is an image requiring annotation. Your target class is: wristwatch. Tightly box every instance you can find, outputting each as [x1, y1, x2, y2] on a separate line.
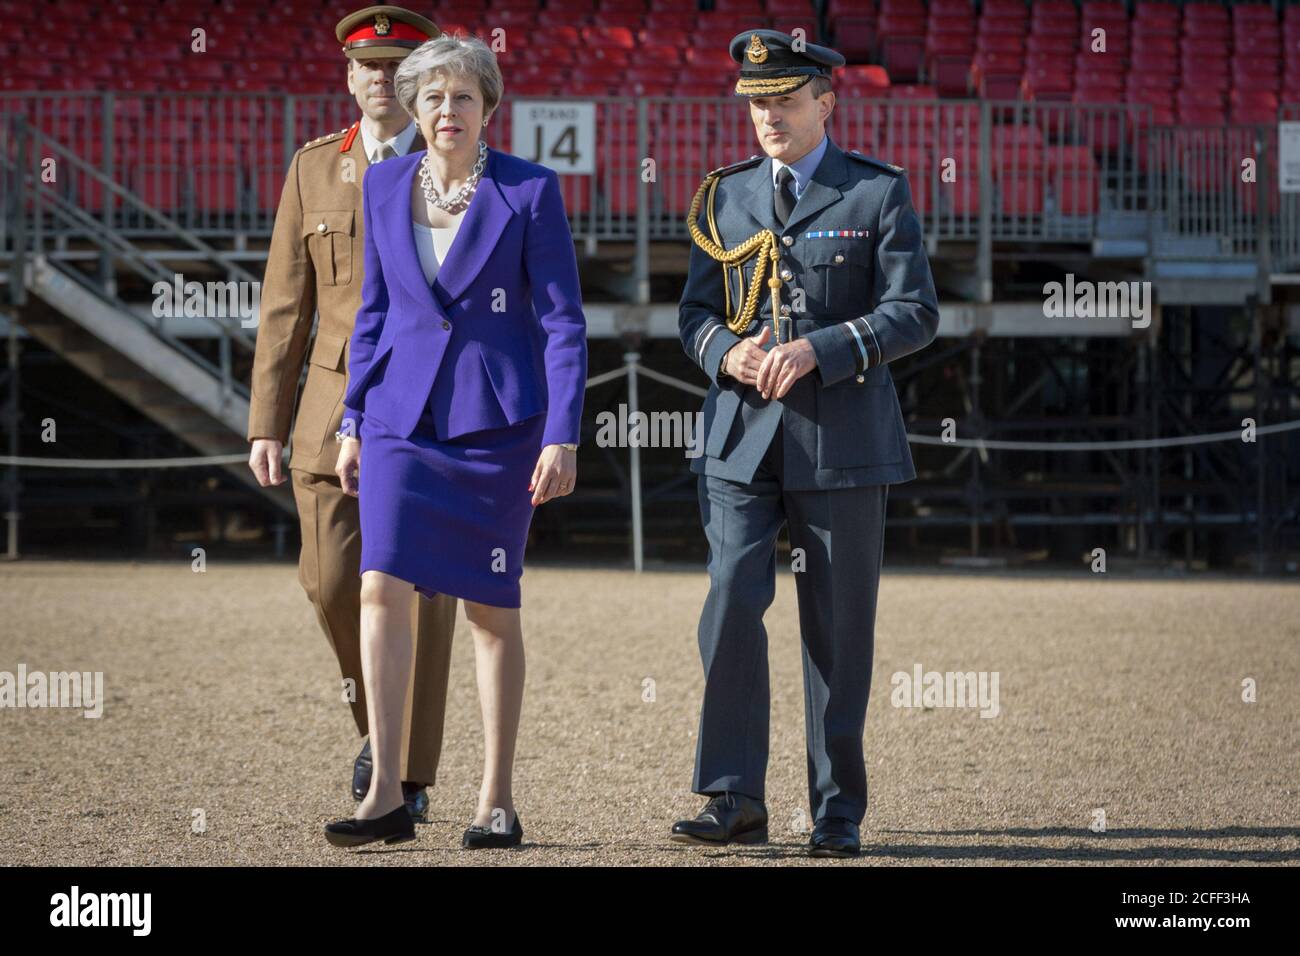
[559, 442, 578, 452]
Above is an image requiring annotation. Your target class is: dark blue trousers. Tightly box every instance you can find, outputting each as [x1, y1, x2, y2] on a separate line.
[693, 423, 889, 824]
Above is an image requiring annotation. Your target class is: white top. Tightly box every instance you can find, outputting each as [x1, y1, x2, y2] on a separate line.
[412, 212, 466, 284]
[359, 121, 418, 164]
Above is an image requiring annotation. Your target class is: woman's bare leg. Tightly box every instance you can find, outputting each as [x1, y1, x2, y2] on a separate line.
[463, 600, 524, 829]
[355, 569, 414, 821]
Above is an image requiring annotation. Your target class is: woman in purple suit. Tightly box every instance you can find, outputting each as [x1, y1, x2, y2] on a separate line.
[323, 34, 587, 850]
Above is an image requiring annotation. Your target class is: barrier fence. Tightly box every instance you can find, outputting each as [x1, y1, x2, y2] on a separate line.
[4, 91, 1299, 274]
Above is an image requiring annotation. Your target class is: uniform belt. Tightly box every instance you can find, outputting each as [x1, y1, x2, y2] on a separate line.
[752, 315, 797, 344]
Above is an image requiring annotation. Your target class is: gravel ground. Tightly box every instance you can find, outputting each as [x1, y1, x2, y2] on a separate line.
[1, 560, 1296, 866]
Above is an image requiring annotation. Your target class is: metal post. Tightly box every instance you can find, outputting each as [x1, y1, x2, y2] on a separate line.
[1250, 296, 1266, 574]
[11, 118, 29, 305]
[4, 310, 19, 560]
[1255, 125, 1273, 306]
[283, 96, 297, 175]
[625, 350, 643, 572]
[633, 98, 650, 306]
[1136, 334, 1148, 560]
[977, 100, 993, 303]
[969, 339, 982, 556]
[101, 92, 114, 294]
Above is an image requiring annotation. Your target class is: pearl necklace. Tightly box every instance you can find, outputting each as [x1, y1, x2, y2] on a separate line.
[420, 140, 487, 211]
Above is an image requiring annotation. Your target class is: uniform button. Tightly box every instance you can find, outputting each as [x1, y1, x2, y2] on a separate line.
[856, 374, 865, 383]
[780, 304, 791, 316]
[834, 253, 845, 264]
[782, 235, 793, 247]
[316, 222, 327, 232]
[442, 320, 451, 330]
[780, 268, 793, 281]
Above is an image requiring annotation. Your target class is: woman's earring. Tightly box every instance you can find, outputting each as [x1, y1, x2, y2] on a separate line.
[482, 119, 489, 127]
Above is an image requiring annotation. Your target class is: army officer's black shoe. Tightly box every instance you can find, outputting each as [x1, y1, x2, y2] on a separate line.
[402, 782, 429, 823]
[351, 738, 372, 802]
[809, 817, 861, 858]
[670, 792, 768, 846]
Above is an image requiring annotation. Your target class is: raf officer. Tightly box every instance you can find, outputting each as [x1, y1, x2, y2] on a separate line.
[672, 30, 940, 857]
[245, 5, 454, 821]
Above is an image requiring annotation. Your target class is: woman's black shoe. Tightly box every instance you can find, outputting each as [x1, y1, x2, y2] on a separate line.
[325, 803, 416, 848]
[462, 812, 523, 849]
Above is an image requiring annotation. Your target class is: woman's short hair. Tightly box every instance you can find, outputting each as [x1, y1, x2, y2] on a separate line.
[394, 34, 504, 119]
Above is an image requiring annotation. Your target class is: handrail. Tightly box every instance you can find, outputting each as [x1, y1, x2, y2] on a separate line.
[11, 117, 261, 285]
[31, 255, 252, 403]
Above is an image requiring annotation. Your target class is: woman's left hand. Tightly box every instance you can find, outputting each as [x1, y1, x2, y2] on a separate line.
[529, 444, 577, 506]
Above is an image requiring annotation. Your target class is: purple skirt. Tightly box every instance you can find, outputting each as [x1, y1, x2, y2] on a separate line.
[357, 404, 546, 609]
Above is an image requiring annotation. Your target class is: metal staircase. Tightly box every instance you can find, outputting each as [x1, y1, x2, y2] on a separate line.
[3, 117, 293, 514]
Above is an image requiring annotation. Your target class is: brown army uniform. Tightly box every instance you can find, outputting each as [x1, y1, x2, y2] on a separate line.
[247, 120, 457, 786]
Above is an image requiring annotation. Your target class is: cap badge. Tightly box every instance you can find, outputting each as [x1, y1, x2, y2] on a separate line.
[746, 33, 769, 64]
[374, 13, 391, 36]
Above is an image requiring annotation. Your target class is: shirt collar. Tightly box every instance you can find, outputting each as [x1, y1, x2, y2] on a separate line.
[771, 134, 829, 198]
[360, 121, 418, 163]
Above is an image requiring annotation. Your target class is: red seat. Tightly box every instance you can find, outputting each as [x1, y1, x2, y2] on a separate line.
[556, 174, 591, 217]
[640, 12, 696, 33]
[994, 125, 1045, 170]
[1045, 145, 1098, 215]
[834, 16, 877, 62]
[946, 174, 981, 216]
[255, 163, 287, 213]
[193, 166, 241, 214]
[997, 172, 1044, 216]
[772, 17, 819, 40]
[582, 26, 635, 49]
[131, 165, 185, 214]
[837, 64, 891, 93]
[1027, 33, 1076, 55]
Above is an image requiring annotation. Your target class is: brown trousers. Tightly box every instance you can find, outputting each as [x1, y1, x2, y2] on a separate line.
[291, 467, 457, 786]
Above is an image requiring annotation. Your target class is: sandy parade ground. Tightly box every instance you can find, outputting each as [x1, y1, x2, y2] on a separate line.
[1, 559, 1296, 866]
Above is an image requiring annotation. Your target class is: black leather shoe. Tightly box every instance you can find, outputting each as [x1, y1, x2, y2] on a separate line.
[462, 812, 523, 849]
[402, 782, 429, 823]
[324, 803, 415, 849]
[670, 793, 768, 846]
[351, 738, 371, 802]
[809, 817, 861, 858]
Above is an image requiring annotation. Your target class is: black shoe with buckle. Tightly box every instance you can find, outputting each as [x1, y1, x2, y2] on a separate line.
[351, 738, 371, 802]
[324, 802, 415, 849]
[462, 811, 523, 849]
[808, 816, 861, 858]
[670, 792, 768, 846]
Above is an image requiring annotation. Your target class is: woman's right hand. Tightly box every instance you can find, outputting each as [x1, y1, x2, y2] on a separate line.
[336, 437, 361, 497]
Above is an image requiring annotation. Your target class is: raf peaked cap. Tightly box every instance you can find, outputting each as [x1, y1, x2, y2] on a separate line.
[335, 5, 440, 59]
[729, 29, 845, 97]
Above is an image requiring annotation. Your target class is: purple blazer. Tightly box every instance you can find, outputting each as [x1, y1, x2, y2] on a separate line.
[341, 146, 587, 447]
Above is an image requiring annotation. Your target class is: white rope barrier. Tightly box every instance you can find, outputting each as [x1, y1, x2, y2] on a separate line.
[0, 452, 251, 468]
[909, 419, 1300, 451]
[1, 361, 1295, 468]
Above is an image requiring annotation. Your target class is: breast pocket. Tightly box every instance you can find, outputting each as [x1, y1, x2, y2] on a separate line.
[801, 240, 872, 313]
[304, 209, 355, 286]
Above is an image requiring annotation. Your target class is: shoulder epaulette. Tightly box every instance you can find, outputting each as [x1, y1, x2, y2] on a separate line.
[707, 154, 764, 179]
[847, 149, 905, 174]
[302, 127, 350, 151]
